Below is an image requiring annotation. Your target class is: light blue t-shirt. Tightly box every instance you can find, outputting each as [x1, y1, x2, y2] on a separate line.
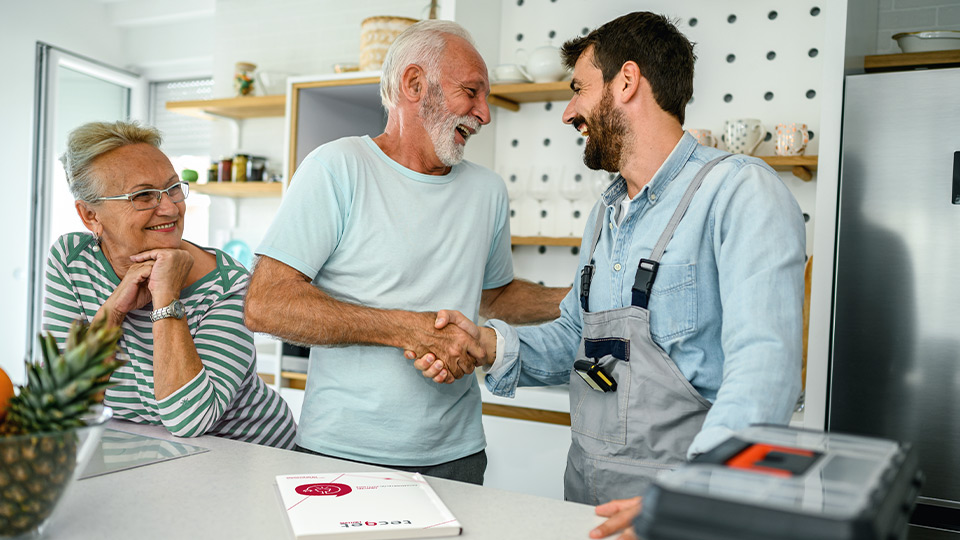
[256, 135, 513, 466]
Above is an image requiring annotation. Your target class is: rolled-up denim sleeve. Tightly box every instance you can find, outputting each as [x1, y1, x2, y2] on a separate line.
[688, 162, 805, 457]
[484, 279, 585, 397]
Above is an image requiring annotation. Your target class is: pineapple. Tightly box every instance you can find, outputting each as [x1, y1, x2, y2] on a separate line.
[0, 317, 122, 535]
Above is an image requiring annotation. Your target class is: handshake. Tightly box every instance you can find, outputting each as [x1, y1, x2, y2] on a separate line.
[403, 310, 496, 384]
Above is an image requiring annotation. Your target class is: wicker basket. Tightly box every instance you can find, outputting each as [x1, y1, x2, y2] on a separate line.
[359, 16, 419, 72]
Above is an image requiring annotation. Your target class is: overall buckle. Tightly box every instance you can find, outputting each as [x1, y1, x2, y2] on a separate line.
[631, 259, 659, 308]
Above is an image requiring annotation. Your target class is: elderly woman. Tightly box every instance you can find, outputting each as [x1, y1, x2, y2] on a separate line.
[41, 120, 296, 449]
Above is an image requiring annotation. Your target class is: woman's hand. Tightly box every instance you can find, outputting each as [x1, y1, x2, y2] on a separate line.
[130, 248, 194, 304]
[100, 260, 156, 326]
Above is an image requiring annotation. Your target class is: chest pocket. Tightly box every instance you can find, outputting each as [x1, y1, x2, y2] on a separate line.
[648, 263, 697, 342]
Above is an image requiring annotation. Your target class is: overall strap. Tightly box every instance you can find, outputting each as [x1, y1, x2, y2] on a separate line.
[632, 154, 733, 308]
[580, 207, 607, 311]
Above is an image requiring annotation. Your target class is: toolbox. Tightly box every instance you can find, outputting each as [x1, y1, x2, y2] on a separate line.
[634, 425, 923, 540]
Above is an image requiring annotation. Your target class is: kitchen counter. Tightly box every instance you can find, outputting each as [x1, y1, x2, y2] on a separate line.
[46, 420, 602, 539]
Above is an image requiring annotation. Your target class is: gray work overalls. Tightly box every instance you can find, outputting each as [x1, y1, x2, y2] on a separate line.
[565, 155, 731, 505]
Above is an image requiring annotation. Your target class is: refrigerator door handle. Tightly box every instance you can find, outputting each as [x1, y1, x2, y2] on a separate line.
[953, 151, 960, 205]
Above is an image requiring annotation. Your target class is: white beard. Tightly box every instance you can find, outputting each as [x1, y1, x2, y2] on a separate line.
[419, 82, 480, 167]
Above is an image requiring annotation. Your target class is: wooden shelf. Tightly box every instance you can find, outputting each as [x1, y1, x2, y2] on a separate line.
[864, 49, 960, 72]
[166, 94, 286, 119]
[511, 236, 581, 247]
[757, 155, 818, 182]
[191, 182, 282, 198]
[488, 81, 572, 111]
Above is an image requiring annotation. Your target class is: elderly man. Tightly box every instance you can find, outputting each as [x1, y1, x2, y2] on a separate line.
[245, 20, 566, 484]
[418, 10, 805, 515]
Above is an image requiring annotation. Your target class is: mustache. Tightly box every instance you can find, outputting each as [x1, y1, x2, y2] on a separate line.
[571, 116, 587, 131]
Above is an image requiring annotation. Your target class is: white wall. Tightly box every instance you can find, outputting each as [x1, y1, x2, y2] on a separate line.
[0, 1, 126, 383]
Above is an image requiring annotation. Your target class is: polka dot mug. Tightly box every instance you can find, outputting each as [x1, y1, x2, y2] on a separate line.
[723, 119, 765, 156]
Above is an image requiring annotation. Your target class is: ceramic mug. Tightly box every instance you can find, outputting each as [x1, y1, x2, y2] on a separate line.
[688, 129, 718, 148]
[493, 64, 531, 83]
[775, 123, 810, 156]
[723, 119, 765, 155]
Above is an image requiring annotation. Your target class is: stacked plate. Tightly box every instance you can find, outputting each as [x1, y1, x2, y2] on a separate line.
[893, 30, 960, 53]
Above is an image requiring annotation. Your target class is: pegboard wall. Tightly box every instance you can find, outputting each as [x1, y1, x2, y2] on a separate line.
[493, 0, 826, 288]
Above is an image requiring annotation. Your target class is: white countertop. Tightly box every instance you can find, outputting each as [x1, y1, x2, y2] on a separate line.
[47, 420, 602, 539]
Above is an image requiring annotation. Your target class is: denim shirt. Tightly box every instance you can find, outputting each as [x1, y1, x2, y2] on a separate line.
[486, 132, 805, 458]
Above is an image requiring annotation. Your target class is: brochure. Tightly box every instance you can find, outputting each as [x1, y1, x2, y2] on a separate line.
[275, 471, 462, 539]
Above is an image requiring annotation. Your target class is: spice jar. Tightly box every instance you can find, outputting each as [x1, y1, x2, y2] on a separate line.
[234, 62, 256, 96]
[207, 163, 218, 183]
[247, 156, 267, 182]
[218, 157, 233, 182]
[233, 154, 248, 183]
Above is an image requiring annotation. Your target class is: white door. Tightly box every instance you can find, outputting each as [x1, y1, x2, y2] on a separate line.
[23, 44, 147, 369]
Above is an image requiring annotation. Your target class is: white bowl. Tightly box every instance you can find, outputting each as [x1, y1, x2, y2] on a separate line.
[893, 30, 960, 53]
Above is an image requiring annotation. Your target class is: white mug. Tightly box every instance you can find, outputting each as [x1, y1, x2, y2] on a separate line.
[493, 64, 530, 83]
[775, 123, 809, 156]
[688, 129, 718, 148]
[723, 119, 765, 155]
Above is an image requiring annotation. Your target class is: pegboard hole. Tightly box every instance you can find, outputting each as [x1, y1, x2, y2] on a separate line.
[540, 210, 548, 218]
[688, 96, 695, 105]
[576, 138, 584, 146]
[808, 130, 815, 140]
[688, 17, 698, 27]
[806, 89, 817, 99]
[581, 27, 590, 35]
[510, 209, 516, 217]
[810, 7, 820, 16]
[723, 94, 733, 103]
[543, 138, 551, 146]
[727, 14, 737, 23]
[574, 174, 582, 181]
[511, 139, 519, 147]
[726, 54, 736, 63]
[803, 213, 811, 223]
[548, 30, 556, 38]
[517, 0, 524, 5]
[545, 102, 553, 111]
[573, 210, 581, 218]
[537, 248, 546, 255]
[764, 91, 774, 101]
[764, 131, 773, 142]
[516, 33, 523, 42]
[767, 51, 777, 61]
[510, 174, 517, 182]
[571, 247, 580, 255]
[808, 48, 819, 58]
[541, 174, 549, 182]
[768, 10, 778, 20]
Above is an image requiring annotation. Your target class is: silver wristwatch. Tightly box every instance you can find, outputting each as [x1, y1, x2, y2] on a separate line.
[150, 299, 185, 322]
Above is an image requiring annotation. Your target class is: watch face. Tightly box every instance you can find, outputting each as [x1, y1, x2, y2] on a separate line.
[172, 300, 185, 319]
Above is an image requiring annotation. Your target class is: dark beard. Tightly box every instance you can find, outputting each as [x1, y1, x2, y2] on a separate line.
[582, 88, 627, 172]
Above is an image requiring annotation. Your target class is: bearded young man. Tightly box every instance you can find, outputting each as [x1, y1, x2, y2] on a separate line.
[415, 11, 806, 518]
[245, 20, 567, 484]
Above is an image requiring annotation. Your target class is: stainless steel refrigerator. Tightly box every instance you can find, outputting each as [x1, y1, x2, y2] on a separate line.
[831, 67, 960, 538]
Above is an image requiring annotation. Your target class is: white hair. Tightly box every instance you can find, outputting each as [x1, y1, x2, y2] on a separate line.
[379, 20, 476, 110]
[60, 120, 163, 202]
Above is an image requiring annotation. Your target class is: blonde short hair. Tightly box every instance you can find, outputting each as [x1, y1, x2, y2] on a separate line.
[379, 20, 476, 111]
[60, 120, 163, 202]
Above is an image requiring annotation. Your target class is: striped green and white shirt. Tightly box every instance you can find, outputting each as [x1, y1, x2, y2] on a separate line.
[42, 233, 296, 449]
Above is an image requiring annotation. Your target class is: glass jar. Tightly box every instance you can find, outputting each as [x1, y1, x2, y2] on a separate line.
[234, 62, 257, 96]
[218, 157, 233, 182]
[232, 154, 248, 183]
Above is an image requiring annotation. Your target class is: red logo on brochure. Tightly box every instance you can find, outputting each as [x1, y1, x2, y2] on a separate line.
[295, 483, 353, 497]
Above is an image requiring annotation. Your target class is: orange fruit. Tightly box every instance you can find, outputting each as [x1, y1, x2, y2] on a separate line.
[0, 366, 14, 421]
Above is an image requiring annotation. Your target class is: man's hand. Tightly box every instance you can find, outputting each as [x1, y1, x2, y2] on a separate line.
[590, 497, 642, 540]
[406, 310, 494, 384]
[403, 311, 484, 380]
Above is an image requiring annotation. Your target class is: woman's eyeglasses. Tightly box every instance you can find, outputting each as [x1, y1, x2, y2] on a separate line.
[93, 181, 190, 211]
